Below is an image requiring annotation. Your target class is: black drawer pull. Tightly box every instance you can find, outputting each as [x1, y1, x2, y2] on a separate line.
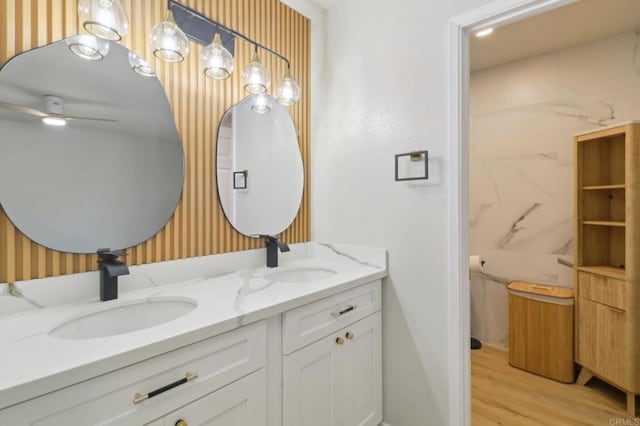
[331, 305, 356, 318]
[133, 372, 198, 404]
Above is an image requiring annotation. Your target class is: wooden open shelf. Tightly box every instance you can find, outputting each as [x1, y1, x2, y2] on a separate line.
[579, 133, 625, 187]
[582, 221, 626, 227]
[582, 188, 625, 223]
[583, 184, 626, 190]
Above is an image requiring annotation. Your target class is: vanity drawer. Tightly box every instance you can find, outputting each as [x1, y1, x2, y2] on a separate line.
[578, 271, 626, 311]
[0, 321, 266, 426]
[282, 280, 381, 354]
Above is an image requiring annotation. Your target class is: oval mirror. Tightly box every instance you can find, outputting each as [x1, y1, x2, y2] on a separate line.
[0, 38, 184, 254]
[216, 94, 303, 237]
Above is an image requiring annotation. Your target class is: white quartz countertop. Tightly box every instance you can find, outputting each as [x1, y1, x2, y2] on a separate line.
[0, 242, 386, 409]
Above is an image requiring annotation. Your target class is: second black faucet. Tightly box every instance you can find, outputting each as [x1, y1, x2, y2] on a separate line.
[97, 249, 130, 301]
[261, 236, 290, 268]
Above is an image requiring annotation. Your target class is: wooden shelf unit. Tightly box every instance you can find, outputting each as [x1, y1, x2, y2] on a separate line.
[574, 122, 640, 417]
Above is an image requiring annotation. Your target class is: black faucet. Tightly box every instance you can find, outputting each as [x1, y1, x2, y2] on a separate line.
[97, 249, 130, 301]
[261, 235, 290, 268]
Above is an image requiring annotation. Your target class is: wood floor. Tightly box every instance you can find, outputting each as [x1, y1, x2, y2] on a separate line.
[472, 346, 638, 425]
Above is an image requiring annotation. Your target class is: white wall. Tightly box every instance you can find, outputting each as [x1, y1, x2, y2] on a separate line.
[307, 0, 494, 425]
[279, 0, 326, 184]
[469, 31, 640, 347]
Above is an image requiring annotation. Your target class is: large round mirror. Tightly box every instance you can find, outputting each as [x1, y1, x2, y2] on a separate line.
[216, 95, 303, 237]
[0, 38, 184, 253]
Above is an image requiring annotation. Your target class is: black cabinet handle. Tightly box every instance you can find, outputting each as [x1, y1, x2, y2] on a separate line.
[133, 372, 198, 404]
[331, 305, 356, 318]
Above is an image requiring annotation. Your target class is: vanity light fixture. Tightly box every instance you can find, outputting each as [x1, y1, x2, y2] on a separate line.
[147, 1, 302, 106]
[276, 68, 301, 106]
[242, 48, 271, 94]
[77, 0, 129, 41]
[149, 9, 190, 63]
[201, 33, 234, 80]
[66, 33, 110, 61]
[475, 27, 494, 37]
[128, 52, 155, 77]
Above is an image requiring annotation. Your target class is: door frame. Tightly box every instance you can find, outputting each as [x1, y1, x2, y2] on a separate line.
[447, 0, 576, 424]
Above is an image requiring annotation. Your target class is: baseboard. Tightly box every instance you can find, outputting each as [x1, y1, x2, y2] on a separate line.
[481, 342, 508, 352]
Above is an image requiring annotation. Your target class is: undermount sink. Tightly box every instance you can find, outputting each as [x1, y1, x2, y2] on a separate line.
[265, 267, 337, 283]
[49, 297, 198, 340]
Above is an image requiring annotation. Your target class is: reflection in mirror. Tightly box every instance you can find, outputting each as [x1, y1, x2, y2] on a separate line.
[0, 38, 184, 254]
[216, 94, 303, 237]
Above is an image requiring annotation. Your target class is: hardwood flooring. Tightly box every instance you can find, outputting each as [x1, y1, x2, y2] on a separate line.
[472, 346, 638, 425]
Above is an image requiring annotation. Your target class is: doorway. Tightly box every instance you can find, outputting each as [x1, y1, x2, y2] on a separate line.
[449, 0, 640, 423]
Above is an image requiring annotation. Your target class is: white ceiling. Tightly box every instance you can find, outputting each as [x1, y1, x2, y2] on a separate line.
[306, 0, 341, 9]
[471, 0, 640, 72]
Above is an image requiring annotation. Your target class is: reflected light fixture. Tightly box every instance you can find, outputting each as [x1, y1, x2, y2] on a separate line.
[276, 69, 301, 106]
[42, 117, 67, 127]
[128, 52, 155, 77]
[475, 27, 494, 37]
[77, 0, 129, 41]
[66, 33, 110, 60]
[242, 48, 271, 94]
[201, 33, 234, 80]
[251, 93, 274, 114]
[150, 9, 190, 63]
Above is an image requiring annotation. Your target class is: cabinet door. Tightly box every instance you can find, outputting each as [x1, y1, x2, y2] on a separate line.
[283, 331, 343, 426]
[162, 369, 267, 426]
[283, 312, 383, 426]
[341, 312, 382, 426]
[577, 298, 628, 388]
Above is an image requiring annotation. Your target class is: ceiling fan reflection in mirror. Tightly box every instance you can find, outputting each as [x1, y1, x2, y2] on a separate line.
[0, 95, 117, 126]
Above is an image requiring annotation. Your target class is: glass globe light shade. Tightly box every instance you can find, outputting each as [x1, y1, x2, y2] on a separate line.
[150, 10, 190, 63]
[128, 52, 155, 77]
[66, 34, 110, 60]
[276, 70, 301, 105]
[242, 51, 271, 94]
[77, 0, 129, 41]
[201, 33, 234, 80]
[251, 93, 275, 114]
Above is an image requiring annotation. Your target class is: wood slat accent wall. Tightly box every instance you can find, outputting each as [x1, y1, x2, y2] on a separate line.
[0, 0, 310, 283]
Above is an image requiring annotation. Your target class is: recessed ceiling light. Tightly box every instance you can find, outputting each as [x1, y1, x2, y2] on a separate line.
[475, 28, 494, 38]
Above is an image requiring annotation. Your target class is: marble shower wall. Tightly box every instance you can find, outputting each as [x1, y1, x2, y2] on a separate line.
[470, 31, 640, 348]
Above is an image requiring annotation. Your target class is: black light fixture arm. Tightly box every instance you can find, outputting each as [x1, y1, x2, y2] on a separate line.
[167, 0, 291, 69]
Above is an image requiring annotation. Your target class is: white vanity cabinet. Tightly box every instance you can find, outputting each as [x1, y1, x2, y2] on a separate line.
[0, 279, 383, 426]
[148, 369, 266, 426]
[282, 281, 382, 426]
[0, 321, 266, 426]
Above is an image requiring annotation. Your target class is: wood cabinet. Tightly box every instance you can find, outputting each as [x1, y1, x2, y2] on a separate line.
[574, 122, 640, 416]
[283, 312, 382, 426]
